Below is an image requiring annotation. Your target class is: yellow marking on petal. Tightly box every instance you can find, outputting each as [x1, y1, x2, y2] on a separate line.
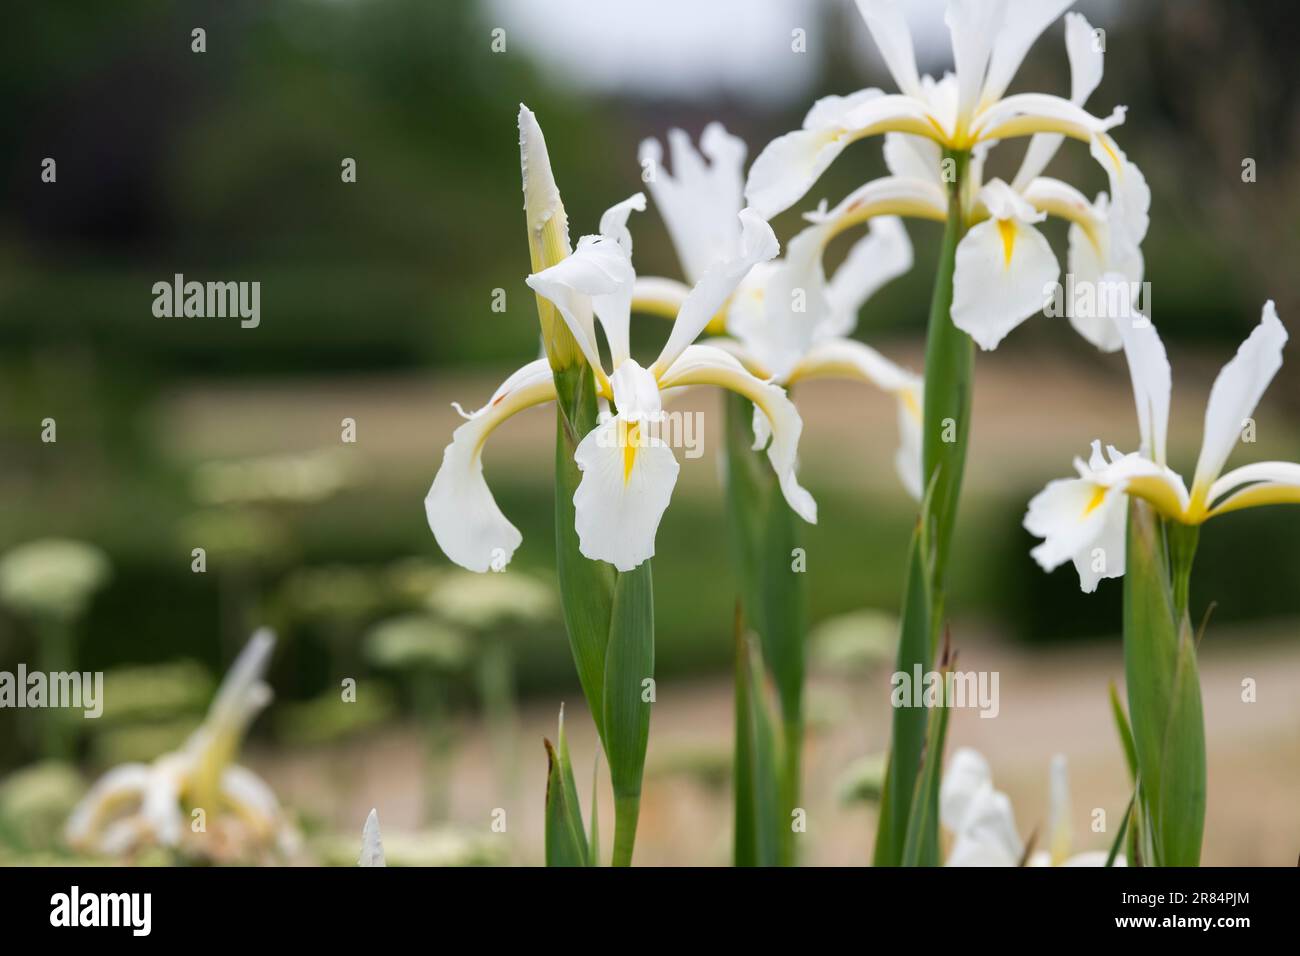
[1097, 135, 1122, 175]
[1081, 484, 1108, 518]
[622, 423, 640, 484]
[997, 219, 1017, 268]
[901, 387, 922, 423]
[1207, 482, 1300, 519]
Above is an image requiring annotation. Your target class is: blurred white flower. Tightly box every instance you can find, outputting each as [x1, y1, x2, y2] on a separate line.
[65, 630, 297, 863]
[193, 450, 353, 506]
[426, 570, 556, 630]
[0, 538, 110, 622]
[941, 747, 1122, 866]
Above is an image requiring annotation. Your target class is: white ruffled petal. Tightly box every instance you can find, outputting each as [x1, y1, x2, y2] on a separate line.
[639, 125, 746, 285]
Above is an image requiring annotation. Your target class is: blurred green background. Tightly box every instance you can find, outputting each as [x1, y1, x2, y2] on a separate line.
[1, 0, 1297, 789]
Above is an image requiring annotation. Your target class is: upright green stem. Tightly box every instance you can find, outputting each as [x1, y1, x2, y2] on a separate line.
[611, 793, 641, 866]
[921, 149, 975, 597]
[1166, 521, 1200, 621]
[874, 149, 972, 867]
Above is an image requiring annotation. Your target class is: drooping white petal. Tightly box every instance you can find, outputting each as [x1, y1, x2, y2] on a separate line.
[980, 0, 1075, 106]
[639, 124, 746, 284]
[1066, 219, 1142, 353]
[786, 337, 923, 499]
[426, 360, 557, 572]
[744, 94, 938, 218]
[951, 179, 1059, 350]
[946, 0, 1008, 132]
[654, 209, 779, 375]
[1191, 301, 1288, 500]
[824, 215, 914, 339]
[359, 808, 386, 867]
[853, 0, 923, 98]
[1115, 313, 1171, 466]
[1207, 461, 1300, 517]
[1011, 13, 1106, 190]
[572, 415, 680, 572]
[1090, 135, 1151, 262]
[658, 345, 817, 523]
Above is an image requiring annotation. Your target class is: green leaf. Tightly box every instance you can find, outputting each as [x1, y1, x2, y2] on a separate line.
[1108, 680, 1138, 783]
[919, 149, 974, 592]
[552, 362, 615, 740]
[873, 522, 933, 867]
[733, 614, 782, 866]
[588, 751, 601, 866]
[603, 561, 654, 866]
[1122, 500, 1206, 866]
[900, 664, 951, 867]
[1106, 788, 1136, 868]
[543, 705, 590, 867]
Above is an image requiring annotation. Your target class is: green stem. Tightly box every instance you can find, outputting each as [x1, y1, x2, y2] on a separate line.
[723, 392, 804, 865]
[921, 149, 974, 598]
[1166, 521, 1200, 621]
[611, 792, 641, 867]
[874, 149, 972, 867]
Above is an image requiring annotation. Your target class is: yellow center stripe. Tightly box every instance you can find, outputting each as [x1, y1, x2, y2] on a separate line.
[623, 423, 640, 484]
[997, 219, 1017, 268]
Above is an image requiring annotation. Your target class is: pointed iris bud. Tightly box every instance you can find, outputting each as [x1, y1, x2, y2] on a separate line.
[519, 104, 583, 371]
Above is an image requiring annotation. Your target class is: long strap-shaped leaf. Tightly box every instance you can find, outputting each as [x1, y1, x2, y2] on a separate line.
[1122, 499, 1206, 866]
